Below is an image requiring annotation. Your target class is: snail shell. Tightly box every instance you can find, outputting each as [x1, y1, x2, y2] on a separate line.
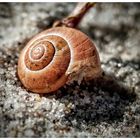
[18, 27, 102, 93]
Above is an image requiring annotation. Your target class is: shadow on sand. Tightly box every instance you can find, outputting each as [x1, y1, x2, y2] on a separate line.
[43, 72, 136, 127]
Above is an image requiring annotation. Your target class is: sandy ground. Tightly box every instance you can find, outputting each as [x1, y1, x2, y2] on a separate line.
[0, 3, 140, 137]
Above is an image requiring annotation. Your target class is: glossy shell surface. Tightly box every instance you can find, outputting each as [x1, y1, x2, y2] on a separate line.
[18, 27, 101, 93]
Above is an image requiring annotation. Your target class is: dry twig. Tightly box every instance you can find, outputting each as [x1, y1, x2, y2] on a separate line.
[53, 2, 96, 28]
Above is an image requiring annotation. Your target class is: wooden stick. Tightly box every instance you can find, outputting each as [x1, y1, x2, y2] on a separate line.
[53, 2, 96, 28]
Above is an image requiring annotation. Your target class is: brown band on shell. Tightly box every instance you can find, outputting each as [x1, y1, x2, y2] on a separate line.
[25, 40, 55, 71]
[23, 34, 71, 85]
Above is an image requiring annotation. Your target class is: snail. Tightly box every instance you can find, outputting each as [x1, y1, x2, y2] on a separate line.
[18, 27, 102, 93]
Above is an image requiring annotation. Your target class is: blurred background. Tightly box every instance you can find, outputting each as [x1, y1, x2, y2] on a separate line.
[0, 3, 140, 137]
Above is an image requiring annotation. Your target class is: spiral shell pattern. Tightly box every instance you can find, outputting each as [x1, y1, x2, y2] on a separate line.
[18, 27, 101, 93]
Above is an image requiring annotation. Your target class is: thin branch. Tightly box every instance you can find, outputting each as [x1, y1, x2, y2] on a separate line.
[53, 2, 96, 28]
